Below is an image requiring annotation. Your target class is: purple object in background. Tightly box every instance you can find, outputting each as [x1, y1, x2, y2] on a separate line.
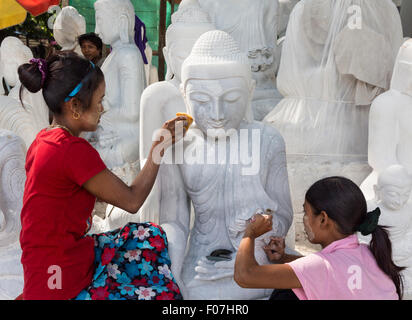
[134, 15, 148, 64]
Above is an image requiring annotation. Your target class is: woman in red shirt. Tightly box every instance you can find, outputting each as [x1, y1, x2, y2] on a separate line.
[17, 51, 186, 300]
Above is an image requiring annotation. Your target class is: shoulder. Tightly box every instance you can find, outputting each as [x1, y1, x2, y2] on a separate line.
[251, 121, 287, 152]
[118, 45, 143, 63]
[370, 90, 399, 115]
[141, 81, 180, 102]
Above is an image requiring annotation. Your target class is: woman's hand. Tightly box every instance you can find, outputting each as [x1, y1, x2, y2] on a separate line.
[151, 116, 188, 164]
[244, 213, 273, 239]
[263, 237, 285, 263]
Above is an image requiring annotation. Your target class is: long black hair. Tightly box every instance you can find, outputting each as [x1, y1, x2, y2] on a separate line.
[305, 176, 405, 299]
[18, 50, 104, 115]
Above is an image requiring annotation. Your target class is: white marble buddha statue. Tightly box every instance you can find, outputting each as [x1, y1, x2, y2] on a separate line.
[92, 0, 146, 169]
[53, 6, 86, 56]
[263, 0, 403, 251]
[199, 0, 283, 121]
[361, 39, 412, 200]
[155, 30, 293, 300]
[0, 130, 26, 300]
[0, 37, 48, 142]
[359, 165, 412, 299]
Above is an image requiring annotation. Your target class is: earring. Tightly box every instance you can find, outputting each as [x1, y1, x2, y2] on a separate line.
[72, 111, 81, 120]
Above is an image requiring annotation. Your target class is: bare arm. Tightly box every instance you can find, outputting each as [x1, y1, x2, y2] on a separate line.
[83, 116, 187, 213]
[234, 214, 302, 289]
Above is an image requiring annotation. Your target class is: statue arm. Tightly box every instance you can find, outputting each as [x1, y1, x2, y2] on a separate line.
[368, 94, 399, 172]
[158, 162, 191, 297]
[264, 134, 293, 237]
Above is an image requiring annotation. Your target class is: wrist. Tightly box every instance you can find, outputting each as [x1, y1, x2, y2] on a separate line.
[243, 229, 256, 239]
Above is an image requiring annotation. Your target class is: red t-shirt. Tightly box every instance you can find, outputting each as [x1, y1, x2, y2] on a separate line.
[20, 128, 106, 300]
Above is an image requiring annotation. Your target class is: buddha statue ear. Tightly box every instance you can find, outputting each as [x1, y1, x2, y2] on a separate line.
[244, 79, 256, 123]
[163, 46, 173, 80]
[119, 14, 130, 44]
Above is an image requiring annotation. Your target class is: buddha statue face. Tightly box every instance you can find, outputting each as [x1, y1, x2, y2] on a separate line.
[374, 165, 412, 211]
[184, 77, 251, 137]
[181, 31, 255, 138]
[0, 37, 32, 87]
[94, 0, 135, 46]
[53, 6, 86, 49]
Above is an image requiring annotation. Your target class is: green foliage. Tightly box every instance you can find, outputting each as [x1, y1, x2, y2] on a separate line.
[0, 10, 57, 42]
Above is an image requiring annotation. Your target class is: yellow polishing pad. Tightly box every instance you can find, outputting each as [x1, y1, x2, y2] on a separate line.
[176, 112, 193, 131]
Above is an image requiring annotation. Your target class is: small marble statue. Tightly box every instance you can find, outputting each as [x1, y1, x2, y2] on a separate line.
[0, 37, 32, 89]
[92, 0, 146, 169]
[0, 130, 26, 300]
[361, 39, 412, 200]
[53, 6, 86, 56]
[0, 38, 48, 147]
[93, 0, 216, 234]
[157, 30, 293, 300]
[263, 0, 403, 251]
[359, 165, 412, 299]
[199, 0, 283, 121]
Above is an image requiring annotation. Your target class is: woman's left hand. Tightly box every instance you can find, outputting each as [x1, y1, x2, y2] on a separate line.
[244, 213, 273, 239]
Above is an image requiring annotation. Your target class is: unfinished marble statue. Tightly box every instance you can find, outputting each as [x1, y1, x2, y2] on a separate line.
[53, 6, 86, 56]
[199, 0, 282, 121]
[358, 165, 412, 299]
[0, 37, 49, 144]
[91, 0, 216, 233]
[91, 0, 146, 169]
[361, 39, 412, 200]
[0, 130, 26, 300]
[263, 0, 403, 251]
[157, 30, 293, 299]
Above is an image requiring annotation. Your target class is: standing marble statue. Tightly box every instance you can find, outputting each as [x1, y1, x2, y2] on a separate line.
[91, 0, 146, 170]
[0, 37, 48, 147]
[157, 30, 293, 300]
[53, 6, 86, 56]
[361, 39, 412, 200]
[199, 0, 283, 121]
[0, 130, 26, 300]
[90, 0, 216, 232]
[263, 0, 403, 250]
[358, 165, 412, 300]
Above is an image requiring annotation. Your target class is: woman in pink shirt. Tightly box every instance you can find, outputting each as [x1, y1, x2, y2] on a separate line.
[234, 176, 405, 300]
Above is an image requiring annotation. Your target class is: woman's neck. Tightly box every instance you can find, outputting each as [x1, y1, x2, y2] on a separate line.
[51, 117, 81, 137]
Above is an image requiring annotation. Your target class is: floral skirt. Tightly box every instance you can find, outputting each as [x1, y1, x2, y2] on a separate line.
[74, 222, 183, 300]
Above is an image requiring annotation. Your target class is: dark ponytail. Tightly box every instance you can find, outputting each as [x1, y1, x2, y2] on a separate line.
[305, 176, 405, 299]
[369, 225, 405, 299]
[18, 50, 104, 115]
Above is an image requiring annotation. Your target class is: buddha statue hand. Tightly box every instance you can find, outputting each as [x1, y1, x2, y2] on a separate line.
[194, 256, 235, 281]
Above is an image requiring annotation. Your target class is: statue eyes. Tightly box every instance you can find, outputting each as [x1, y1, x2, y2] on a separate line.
[189, 91, 242, 104]
[190, 93, 211, 103]
[224, 91, 242, 103]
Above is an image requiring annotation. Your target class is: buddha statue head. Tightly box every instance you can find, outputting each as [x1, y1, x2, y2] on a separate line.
[391, 38, 412, 97]
[374, 165, 412, 211]
[164, 0, 215, 82]
[94, 0, 136, 46]
[0, 37, 33, 87]
[53, 6, 86, 50]
[180, 30, 255, 138]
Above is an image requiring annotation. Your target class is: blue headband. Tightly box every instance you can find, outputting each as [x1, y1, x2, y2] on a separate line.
[64, 61, 96, 102]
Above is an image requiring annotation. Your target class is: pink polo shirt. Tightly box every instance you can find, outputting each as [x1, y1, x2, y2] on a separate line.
[287, 234, 398, 300]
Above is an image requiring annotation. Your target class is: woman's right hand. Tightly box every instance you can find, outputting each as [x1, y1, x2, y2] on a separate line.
[151, 116, 188, 164]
